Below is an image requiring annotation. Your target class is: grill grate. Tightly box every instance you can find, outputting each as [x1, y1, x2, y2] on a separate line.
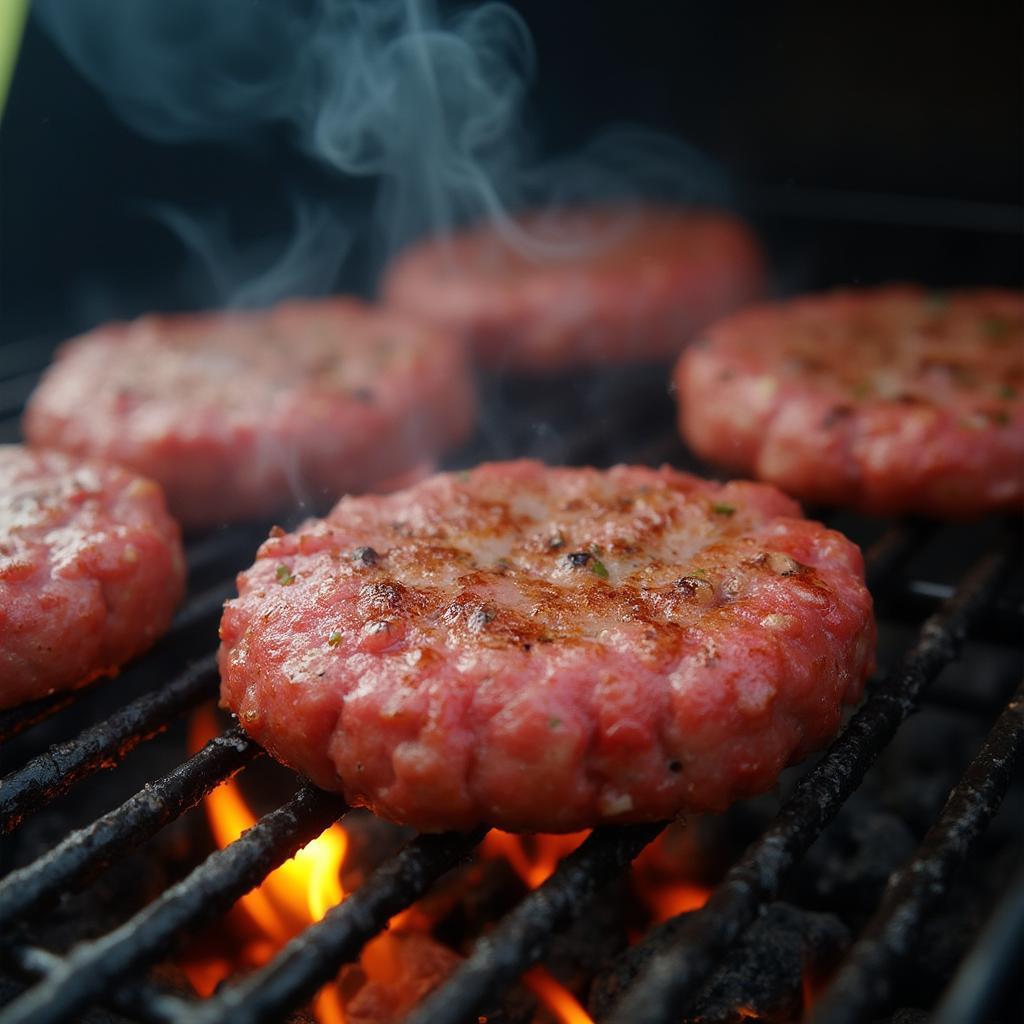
[7, 787, 347, 1024]
[0, 656, 220, 833]
[1, 364, 1022, 1024]
[0, 726, 260, 931]
[812, 677, 1024, 1024]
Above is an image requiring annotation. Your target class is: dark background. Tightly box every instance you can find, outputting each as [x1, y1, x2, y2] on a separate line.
[1, 1, 1021, 348]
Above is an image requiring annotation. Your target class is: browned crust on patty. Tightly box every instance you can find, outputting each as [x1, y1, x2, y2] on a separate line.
[219, 460, 874, 832]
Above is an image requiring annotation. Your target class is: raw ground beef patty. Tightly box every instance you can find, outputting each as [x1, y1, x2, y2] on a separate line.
[219, 460, 874, 832]
[675, 286, 1024, 518]
[0, 446, 185, 710]
[24, 298, 477, 529]
[381, 206, 764, 372]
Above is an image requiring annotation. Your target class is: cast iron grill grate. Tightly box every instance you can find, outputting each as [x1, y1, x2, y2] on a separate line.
[0, 364, 1021, 1024]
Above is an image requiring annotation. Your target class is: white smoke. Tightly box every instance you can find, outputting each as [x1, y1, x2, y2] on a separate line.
[147, 197, 353, 310]
[33, 0, 724, 308]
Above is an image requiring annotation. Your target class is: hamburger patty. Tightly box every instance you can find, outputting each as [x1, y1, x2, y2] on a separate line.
[0, 446, 185, 710]
[675, 286, 1024, 518]
[219, 460, 874, 832]
[24, 299, 477, 528]
[381, 206, 764, 371]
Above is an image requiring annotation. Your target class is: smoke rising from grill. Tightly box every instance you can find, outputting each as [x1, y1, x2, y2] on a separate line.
[34, 0, 723, 309]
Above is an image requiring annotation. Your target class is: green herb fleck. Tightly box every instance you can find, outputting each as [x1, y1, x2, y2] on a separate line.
[925, 290, 948, 312]
[456, 469, 471, 482]
[712, 502, 735, 516]
[548, 717, 563, 730]
[590, 556, 610, 580]
[851, 381, 872, 399]
[992, 410, 1011, 426]
[691, 567, 708, 578]
[327, 631, 342, 647]
[275, 564, 295, 586]
[998, 384, 1018, 400]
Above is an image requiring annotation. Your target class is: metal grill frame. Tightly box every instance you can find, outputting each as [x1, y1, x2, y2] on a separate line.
[0, 361, 1022, 1024]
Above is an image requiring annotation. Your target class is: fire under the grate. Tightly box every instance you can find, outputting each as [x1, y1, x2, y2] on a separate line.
[0, 369, 1022, 1024]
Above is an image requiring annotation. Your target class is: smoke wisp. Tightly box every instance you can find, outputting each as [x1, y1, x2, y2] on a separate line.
[34, 0, 724, 309]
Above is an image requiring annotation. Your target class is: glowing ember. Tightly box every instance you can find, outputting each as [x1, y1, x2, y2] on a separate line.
[645, 881, 710, 922]
[630, 829, 712, 925]
[802, 969, 819, 1016]
[522, 967, 593, 1024]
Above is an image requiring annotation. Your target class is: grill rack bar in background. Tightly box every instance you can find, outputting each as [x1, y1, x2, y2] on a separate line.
[811, 678, 1024, 1024]
[6, 946, 191, 1024]
[932, 859, 1024, 1024]
[0, 787, 347, 1024]
[605, 541, 1016, 1024]
[0, 654, 219, 834]
[0, 727, 260, 930]
[861, 521, 933, 591]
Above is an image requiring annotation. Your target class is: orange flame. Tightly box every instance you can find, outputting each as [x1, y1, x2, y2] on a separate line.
[522, 967, 594, 1024]
[184, 709, 723, 1023]
[480, 830, 590, 889]
[480, 833, 596, 1024]
[185, 705, 348, 1024]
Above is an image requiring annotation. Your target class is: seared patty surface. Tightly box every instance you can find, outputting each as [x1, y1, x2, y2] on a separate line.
[219, 460, 874, 832]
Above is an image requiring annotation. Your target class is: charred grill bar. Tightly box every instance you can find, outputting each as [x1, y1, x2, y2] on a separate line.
[0, 728, 260, 929]
[0, 655, 220, 833]
[0, 360, 1022, 1024]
